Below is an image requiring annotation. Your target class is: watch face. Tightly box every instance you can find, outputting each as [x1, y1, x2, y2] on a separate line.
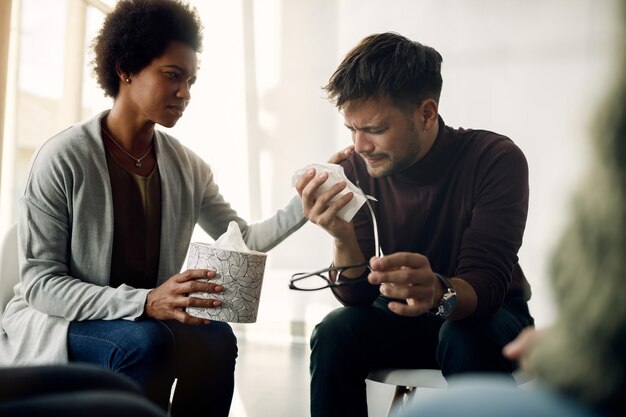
[433, 274, 457, 318]
[437, 290, 457, 318]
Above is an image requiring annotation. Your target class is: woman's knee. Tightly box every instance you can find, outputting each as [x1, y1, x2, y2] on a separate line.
[170, 321, 238, 381]
[171, 321, 238, 365]
[204, 321, 238, 363]
[69, 319, 175, 369]
[111, 320, 176, 372]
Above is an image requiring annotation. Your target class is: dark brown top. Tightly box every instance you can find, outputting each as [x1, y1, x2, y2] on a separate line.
[332, 117, 532, 318]
[105, 151, 162, 289]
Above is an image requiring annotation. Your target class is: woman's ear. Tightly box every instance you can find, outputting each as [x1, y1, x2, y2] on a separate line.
[115, 64, 131, 84]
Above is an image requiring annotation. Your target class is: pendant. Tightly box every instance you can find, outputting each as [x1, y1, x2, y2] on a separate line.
[136, 160, 142, 168]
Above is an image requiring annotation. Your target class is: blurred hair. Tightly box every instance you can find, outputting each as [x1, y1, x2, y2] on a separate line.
[324, 32, 443, 110]
[91, 0, 203, 98]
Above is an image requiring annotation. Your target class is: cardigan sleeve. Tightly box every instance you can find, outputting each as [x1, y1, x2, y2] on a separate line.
[241, 196, 308, 253]
[18, 136, 149, 322]
[194, 155, 307, 253]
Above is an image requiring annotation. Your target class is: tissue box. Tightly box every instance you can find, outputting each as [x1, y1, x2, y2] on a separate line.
[185, 242, 267, 323]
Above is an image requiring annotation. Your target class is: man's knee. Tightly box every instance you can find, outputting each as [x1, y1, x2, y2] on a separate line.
[437, 319, 514, 375]
[438, 319, 489, 347]
[310, 307, 368, 352]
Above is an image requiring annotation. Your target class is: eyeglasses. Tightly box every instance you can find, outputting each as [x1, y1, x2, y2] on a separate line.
[289, 177, 381, 291]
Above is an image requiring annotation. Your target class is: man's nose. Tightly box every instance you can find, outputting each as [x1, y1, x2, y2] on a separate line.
[353, 131, 374, 154]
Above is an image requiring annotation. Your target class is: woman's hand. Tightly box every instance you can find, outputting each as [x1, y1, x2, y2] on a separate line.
[327, 145, 354, 164]
[144, 269, 223, 325]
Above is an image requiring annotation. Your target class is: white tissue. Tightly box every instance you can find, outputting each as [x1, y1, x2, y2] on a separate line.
[292, 163, 371, 222]
[213, 221, 251, 253]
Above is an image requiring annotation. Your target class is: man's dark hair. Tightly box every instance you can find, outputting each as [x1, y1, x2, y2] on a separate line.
[92, 0, 203, 98]
[324, 32, 443, 109]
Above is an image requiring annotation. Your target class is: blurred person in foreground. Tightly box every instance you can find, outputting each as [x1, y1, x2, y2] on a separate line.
[401, 3, 626, 417]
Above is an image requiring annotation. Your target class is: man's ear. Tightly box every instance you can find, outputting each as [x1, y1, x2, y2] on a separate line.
[418, 99, 439, 130]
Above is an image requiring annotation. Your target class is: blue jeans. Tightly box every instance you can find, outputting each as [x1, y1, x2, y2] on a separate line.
[67, 319, 237, 417]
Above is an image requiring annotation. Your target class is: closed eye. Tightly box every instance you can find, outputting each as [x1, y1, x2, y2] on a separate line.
[344, 124, 387, 135]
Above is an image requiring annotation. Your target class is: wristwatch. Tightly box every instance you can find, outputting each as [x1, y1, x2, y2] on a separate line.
[433, 273, 457, 319]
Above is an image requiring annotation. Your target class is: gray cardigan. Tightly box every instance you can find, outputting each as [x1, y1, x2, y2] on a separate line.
[0, 111, 306, 365]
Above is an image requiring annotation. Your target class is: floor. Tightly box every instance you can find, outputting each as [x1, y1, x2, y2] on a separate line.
[229, 338, 395, 417]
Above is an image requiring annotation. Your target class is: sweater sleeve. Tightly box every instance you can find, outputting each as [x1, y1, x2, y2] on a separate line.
[456, 139, 529, 317]
[330, 268, 380, 306]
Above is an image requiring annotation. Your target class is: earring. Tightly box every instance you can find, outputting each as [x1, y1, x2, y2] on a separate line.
[125, 77, 131, 84]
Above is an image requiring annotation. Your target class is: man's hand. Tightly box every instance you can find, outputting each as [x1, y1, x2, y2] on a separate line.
[144, 269, 223, 325]
[368, 252, 442, 316]
[295, 144, 355, 238]
[295, 168, 355, 241]
[296, 145, 366, 271]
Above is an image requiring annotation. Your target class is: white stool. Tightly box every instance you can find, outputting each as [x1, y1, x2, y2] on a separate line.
[367, 368, 531, 416]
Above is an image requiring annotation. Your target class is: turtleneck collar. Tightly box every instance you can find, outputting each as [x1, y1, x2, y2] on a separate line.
[395, 115, 454, 184]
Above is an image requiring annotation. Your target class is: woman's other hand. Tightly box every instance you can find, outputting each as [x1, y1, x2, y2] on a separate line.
[144, 269, 222, 324]
[327, 145, 354, 164]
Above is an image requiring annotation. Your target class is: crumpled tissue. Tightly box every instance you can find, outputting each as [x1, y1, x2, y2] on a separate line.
[213, 221, 252, 253]
[292, 163, 374, 222]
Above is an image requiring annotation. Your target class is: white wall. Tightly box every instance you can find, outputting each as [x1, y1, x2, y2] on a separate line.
[6, 0, 622, 336]
[171, 0, 622, 332]
[327, 0, 622, 328]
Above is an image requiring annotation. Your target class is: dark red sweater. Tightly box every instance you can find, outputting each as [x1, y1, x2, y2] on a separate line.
[332, 117, 532, 318]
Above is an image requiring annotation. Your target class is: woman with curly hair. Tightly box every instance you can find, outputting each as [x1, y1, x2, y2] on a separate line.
[0, 1, 345, 415]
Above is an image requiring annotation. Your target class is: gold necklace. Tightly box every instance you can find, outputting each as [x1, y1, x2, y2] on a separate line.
[101, 128, 153, 168]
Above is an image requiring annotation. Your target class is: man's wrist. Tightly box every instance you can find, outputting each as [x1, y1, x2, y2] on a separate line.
[332, 229, 364, 266]
[332, 227, 358, 251]
[432, 273, 457, 319]
[432, 274, 446, 309]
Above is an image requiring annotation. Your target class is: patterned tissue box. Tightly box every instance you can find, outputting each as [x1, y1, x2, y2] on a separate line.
[185, 242, 267, 323]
